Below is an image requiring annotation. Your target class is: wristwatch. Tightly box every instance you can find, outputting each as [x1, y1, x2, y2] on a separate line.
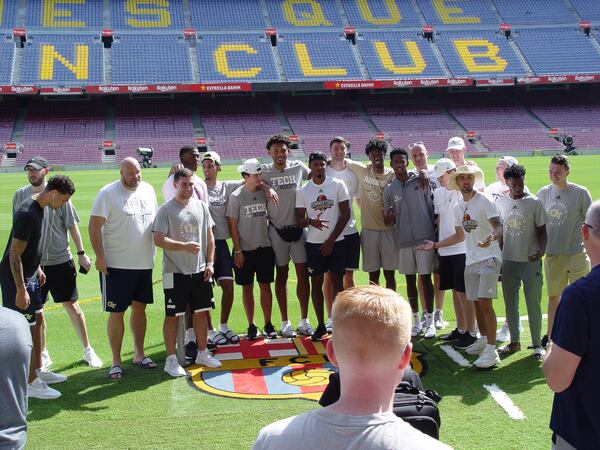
[77, 250, 85, 256]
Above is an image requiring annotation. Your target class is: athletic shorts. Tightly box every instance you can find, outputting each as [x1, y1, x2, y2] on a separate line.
[214, 239, 234, 283]
[163, 272, 214, 317]
[305, 241, 346, 277]
[268, 224, 307, 267]
[100, 268, 153, 313]
[438, 253, 466, 293]
[0, 270, 43, 325]
[544, 252, 590, 297]
[397, 245, 437, 275]
[343, 232, 360, 271]
[361, 229, 398, 272]
[41, 259, 78, 303]
[234, 247, 275, 286]
[464, 257, 501, 301]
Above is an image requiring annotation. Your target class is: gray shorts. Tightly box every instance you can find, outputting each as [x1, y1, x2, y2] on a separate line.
[268, 225, 307, 267]
[397, 245, 438, 275]
[361, 229, 398, 272]
[464, 257, 501, 301]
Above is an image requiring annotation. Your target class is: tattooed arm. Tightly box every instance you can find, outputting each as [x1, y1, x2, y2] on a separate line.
[9, 238, 30, 309]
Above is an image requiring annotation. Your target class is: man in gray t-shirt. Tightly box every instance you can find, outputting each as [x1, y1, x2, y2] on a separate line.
[497, 164, 547, 359]
[227, 159, 276, 340]
[536, 155, 592, 346]
[260, 134, 312, 338]
[153, 168, 221, 375]
[0, 307, 32, 450]
[12, 157, 101, 370]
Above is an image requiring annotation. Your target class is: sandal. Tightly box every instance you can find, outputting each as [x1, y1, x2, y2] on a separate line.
[133, 356, 157, 369]
[224, 329, 240, 344]
[108, 365, 123, 380]
[212, 332, 228, 346]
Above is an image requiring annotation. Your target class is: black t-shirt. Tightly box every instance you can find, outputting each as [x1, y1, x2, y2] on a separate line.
[0, 199, 44, 279]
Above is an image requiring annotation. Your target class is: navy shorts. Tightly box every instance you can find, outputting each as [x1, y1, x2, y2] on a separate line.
[306, 241, 346, 277]
[1, 270, 44, 325]
[41, 259, 78, 303]
[343, 232, 360, 271]
[100, 268, 154, 313]
[234, 247, 275, 286]
[214, 239, 234, 282]
[438, 254, 466, 293]
[163, 272, 214, 317]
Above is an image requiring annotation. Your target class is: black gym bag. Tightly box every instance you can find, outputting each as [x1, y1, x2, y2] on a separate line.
[319, 371, 442, 440]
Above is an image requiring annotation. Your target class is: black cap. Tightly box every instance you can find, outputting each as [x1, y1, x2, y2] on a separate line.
[308, 152, 327, 164]
[24, 156, 49, 170]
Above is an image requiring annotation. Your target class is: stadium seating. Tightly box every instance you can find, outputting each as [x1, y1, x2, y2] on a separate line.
[341, 0, 421, 28]
[570, 0, 600, 21]
[197, 34, 281, 82]
[0, 1, 17, 30]
[20, 33, 104, 85]
[435, 30, 528, 78]
[112, 34, 193, 84]
[358, 31, 447, 79]
[0, 97, 16, 145]
[0, 35, 13, 84]
[516, 28, 600, 75]
[190, 0, 265, 30]
[278, 32, 363, 81]
[494, 0, 577, 24]
[418, 0, 499, 26]
[25, 0, 103, 29]
[109, 0, 185, 30]
[266, 0, 344, 29]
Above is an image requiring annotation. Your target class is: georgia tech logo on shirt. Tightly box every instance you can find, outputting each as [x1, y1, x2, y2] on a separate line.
[243, 203, 267, 219]
[547, 199, 568, 227]
[462, 214, 478, 233]
[311, 194, 334, 212]
[24, 313, 33, 322]
[271, 175, 298, 190]
[505, 210, 527, 237]
[188, 336, 428, 401]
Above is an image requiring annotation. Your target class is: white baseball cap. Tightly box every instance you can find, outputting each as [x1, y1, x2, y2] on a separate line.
[238, 158, 262, 175]
[446, 137, 465, 152]
[498, 156, 518, 167]
[202, 151, 221, 166]
[431, 158, 457, 179]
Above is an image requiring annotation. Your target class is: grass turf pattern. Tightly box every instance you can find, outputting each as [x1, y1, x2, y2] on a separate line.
[1, 155, 598, 449]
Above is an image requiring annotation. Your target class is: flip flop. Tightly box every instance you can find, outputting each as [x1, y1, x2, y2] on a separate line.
[133, 356, 157, 369]
[108, 365, 123, 380]
[212, 332, 228, 346]
[224, 330, 240, 344]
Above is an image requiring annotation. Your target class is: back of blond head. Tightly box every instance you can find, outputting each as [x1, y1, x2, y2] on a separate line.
[332, 285, 411, 366]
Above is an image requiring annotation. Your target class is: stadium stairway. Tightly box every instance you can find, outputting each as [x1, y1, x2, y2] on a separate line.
[435, 100, 489, 152]
[507, 34, 535, 76]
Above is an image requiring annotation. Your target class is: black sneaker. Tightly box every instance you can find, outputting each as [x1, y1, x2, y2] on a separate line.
[207, 342, 217, 353]
[264, 322, 278, 339]
[185, 341, 198, 360]
[541, 334, 549, 348]
[311, 323, 327, 341]
[247, 324, 259, 340]
[440, 328, 462, 342]
[454, 332, 477, 350]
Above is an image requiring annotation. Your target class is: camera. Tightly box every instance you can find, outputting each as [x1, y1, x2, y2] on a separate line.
[137, 147, 157, 168]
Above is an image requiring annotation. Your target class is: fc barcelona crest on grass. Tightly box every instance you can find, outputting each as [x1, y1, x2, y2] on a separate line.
[189, 336, 428, 401]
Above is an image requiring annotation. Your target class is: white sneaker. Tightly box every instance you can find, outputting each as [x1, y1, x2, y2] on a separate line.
[41, 349, 52, 369]
[37, 368, 67, 384]
[325, 319, 333, 334]
[83, 347, 103, 368]
[420, 311, 426, 328]
[423, 324, 436, 339]
[474, 348, 500, 368]
[28, 378, 61, 399]
[496, 323, 510, 342]
[434, 310, 447, 330]
[164, 355, 187, 377]
[281, 322, 297, 338]
[297, 321, 314, 336]
[465, 337, 487, 355]
[533, 346, 546, 361]
[195, 350, 222, 368]
[411, 316, 422, 337]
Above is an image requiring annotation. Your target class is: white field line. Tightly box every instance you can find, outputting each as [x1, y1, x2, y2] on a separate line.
[440, 345, 471, 367]
[483, 384, 526, 420]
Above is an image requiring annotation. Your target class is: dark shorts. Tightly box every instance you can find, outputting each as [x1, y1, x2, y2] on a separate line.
[234, 247, 275, 286]
[438, 253, 466, 293]
[41, 259, 78, 303]
[164, 272, 214, 317]
[1, 270, 44, 325]
[306, 241, 346, 277]
[343, 232, 360, 271]
[214, 239, 234, 282]
[100, 268, 153, 313]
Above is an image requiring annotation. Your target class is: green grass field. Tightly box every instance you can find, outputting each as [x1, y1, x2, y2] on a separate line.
[1, 155, 598, 450]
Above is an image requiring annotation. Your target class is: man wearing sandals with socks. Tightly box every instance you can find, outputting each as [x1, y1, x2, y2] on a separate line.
[153, 168, 221, 376]
[90, 157, 158, 380]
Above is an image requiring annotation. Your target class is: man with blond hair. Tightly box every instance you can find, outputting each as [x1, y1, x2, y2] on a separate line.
[253, 285, 450, 449]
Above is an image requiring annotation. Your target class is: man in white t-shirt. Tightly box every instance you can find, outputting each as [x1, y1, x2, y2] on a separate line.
[420, 165, 502, 368]
[484, 156, 518, 201]
[252, 285, 451, 450]
[445, 137, 485, 191]
[296, 152, 350, 341]
[162, 145, 208, 203]
[89, 157, 158, 380]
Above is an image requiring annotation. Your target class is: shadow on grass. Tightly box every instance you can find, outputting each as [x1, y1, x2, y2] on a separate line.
[27, 346, 171, 422]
